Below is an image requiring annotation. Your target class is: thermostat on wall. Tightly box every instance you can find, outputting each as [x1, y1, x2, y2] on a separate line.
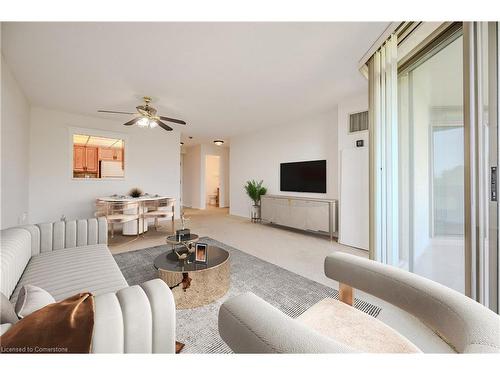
[356, 140, 364, 147]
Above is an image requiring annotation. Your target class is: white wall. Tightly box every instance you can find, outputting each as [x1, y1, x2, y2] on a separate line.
[182, 144, 202, 209]
[337, 93, 369, 249]
[229, 109, 338, 218]
[28, 107, 181, 223]
[1, 55, 31, 229]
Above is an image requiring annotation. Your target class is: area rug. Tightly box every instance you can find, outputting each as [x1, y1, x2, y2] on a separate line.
[113, 237, 382, 353]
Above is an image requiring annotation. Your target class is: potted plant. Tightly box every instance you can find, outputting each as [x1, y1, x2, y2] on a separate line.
[129, 187, 143, 198]
[244, 179, 267, 222]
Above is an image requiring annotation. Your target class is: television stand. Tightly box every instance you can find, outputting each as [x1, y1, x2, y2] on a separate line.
[260, 195, 337, 240]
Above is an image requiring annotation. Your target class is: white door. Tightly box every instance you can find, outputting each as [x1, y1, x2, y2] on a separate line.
[340, 147, 369, 250]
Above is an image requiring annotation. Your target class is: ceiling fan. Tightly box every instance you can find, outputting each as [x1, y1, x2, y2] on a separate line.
[97, 96, 186, 131]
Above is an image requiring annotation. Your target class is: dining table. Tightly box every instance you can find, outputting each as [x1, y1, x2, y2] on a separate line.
[96, 194, 174, 236]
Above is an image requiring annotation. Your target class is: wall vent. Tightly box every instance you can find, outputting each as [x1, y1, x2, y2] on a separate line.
[349, 111, 369, 133]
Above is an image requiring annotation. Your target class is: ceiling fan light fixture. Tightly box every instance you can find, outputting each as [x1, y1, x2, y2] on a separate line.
[213, 140, 224, 146]
[99, 96, 186, 132]
[137, 117, 150, 127]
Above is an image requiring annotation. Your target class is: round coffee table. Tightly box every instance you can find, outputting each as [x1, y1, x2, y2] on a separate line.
[154, 245, 230, 309]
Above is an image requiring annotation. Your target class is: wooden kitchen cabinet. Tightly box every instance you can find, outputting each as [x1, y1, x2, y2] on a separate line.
[114, 148, 123, 161]
[73, 145, 86, 171]
[73, 145, 98, 173]
[85, 147, 98, 172]
[99, 148, 114, 160]
[99, 147, 122, 161]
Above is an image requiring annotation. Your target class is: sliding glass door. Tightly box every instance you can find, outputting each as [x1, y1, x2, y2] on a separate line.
[369, 22, 498, 307]
[398, 31, 465, 293]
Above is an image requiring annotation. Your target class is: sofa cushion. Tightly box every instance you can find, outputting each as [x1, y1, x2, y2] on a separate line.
[296, 298, 422, 353]
[10, 244, 128, 304]
[0, 228, 32, 299]
[15, 285, 56, 318]
[1, 292, 19, 324]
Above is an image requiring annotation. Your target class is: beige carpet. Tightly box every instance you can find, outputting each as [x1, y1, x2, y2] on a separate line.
[113, 238, 382, 353]
[108, 206, 454, 353]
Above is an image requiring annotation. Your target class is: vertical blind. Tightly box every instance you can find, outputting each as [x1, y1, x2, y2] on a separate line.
[368, 34, 399, 265]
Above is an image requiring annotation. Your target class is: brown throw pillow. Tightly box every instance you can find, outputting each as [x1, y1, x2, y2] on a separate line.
[0, 292, 94, 354]
[1, 292, 19, 325]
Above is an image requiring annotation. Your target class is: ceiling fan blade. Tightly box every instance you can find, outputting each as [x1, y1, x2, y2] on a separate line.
[159, 116, 186, 125]
[123, 117, 141, 126]
[98, 110, 136, 115]
[156, 120, 173, 131]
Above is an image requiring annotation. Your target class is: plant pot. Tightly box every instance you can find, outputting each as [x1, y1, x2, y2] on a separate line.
[251, 204, 261, 223]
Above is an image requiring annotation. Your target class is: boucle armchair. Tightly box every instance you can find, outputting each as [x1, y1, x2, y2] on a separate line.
[218, 252, 500, 353]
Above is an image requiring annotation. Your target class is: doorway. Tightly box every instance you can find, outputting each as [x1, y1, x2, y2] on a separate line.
[205, 155, 221, 209]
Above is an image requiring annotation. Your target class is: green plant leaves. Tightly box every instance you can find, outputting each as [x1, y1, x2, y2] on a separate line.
[244, 179, 267, 205]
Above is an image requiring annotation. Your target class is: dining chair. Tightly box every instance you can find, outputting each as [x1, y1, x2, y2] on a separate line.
[95, 199, 143, 238]
[142, 198, 175, 233]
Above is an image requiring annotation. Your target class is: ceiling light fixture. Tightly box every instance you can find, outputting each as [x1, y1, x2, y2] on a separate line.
[136, 117, 160, 128]
[213, 140, 224, 146]
[137, 117, 150, 127]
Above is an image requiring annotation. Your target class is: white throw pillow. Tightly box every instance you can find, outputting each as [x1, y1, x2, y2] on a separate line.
[15, 285, 56, 319]
[1, 323, 13, 335]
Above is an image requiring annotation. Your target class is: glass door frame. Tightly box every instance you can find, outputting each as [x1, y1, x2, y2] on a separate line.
[464, 22, 499, 309]
[482, 23, 498, 311]
[397, 23, 465, 292]
[396, 22, 499, 308]
[492, 22, 499, 313]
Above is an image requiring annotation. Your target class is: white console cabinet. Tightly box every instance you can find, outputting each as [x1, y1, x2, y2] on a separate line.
[261, 195, 337, 240]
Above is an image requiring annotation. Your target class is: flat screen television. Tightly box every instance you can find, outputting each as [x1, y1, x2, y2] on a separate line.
[280, 160, 326, 193]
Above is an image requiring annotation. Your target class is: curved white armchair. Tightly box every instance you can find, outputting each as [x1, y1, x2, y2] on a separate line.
[218, 252, 500, 353]
[324, 252, 500, 353]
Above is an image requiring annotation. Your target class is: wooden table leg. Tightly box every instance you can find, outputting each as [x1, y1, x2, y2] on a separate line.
[339, 283, 354, 306]
[181, 272, 192, 290]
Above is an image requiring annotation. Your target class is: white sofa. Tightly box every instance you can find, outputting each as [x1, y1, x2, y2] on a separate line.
[0, 217, 176, 353]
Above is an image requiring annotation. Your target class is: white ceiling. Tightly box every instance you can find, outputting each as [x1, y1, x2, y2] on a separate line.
[1, 22, 388, 144]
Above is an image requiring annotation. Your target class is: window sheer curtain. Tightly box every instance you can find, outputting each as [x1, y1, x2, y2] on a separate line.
[368, 34, 399, 265]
